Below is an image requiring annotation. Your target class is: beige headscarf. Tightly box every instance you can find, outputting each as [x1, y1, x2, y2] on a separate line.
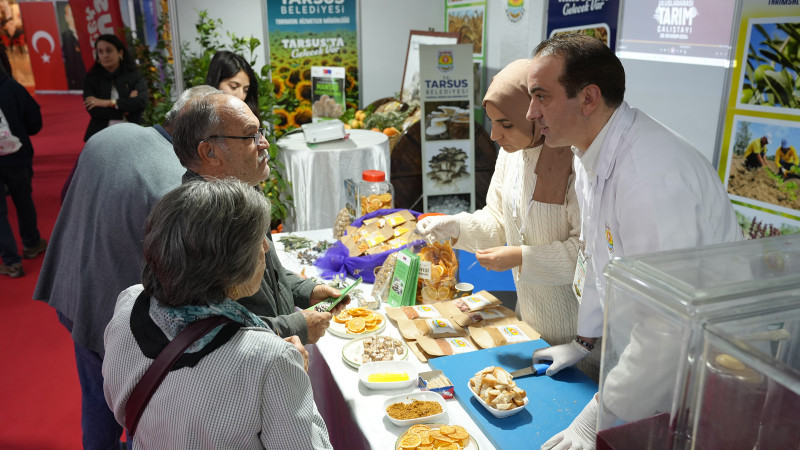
[482, 58, 542, 149]
[483, 59, 574, 205]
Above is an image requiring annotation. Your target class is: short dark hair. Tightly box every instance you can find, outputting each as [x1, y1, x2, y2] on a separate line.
[90, 34, 136, 74]
[142, 178, 271, 307]
[172, 93, 226, 168]
[206, 51, 259, 116]
[533, 33, 625, 108]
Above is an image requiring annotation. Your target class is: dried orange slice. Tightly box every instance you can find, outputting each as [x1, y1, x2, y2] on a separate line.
[430, 430, 453, 443]
[378, 193, 392, 203]
[346, 317, 366, 333]
[348, 307, 368, 317]
[399, 432, 422, 449]
[363, 313, 377, 324]
[421, 285, 438, 302]
[415, 429, 431, 443]
[437, 286, 451, 300]
[439, 425, 456, 435]
[408, 425, 431, 434]
[450, 426, 469, 440]
[333, 311, 352, 323]
[431, 264, 445, 280]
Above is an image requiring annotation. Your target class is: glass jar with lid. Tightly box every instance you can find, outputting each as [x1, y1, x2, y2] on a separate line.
[357, 170, 394, 217]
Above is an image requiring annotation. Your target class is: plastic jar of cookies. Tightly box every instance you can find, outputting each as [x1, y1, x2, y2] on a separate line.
[358, 170, 394, 217]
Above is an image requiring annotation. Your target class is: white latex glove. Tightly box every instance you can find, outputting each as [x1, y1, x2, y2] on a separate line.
[541, 395, 598, 450]
[415, 215, 460, 243]
[532, 341, 590, 376]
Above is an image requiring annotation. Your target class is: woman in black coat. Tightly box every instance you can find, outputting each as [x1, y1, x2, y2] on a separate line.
[82, 34, 147, 141]
[0, 63, 45, 278]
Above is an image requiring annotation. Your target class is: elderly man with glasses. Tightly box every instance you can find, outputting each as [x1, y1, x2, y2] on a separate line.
[172, 92, 347, 347]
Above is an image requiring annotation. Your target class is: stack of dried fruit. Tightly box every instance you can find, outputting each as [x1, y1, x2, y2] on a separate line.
[333, 307, 384, 334]
[360, 193, 393, 214]
[397, 424, 471, 450]
[416, 241, 458, 303]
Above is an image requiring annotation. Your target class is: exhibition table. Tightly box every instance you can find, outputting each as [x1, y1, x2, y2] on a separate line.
[277, 130, 390, 232]
[273, 228, 598, 449]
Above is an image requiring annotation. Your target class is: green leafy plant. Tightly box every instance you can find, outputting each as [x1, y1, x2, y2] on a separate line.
[740, 23, 800, 109]
[126, 14, 174, 126]
[129, 10, 293, 226]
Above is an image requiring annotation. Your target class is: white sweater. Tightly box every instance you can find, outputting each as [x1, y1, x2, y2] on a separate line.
[456, 146, 582, 350]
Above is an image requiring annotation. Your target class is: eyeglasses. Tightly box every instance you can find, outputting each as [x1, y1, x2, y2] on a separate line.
[203, 128, 266, 145]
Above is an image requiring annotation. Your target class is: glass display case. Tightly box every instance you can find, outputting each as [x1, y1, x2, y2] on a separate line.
[595, 234, 800, 449]
[693, 308, 800, 449]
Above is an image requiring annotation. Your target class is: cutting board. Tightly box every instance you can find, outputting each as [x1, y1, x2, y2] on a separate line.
[429, 340, 597, 450]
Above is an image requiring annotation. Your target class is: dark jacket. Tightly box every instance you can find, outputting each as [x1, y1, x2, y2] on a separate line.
[0, 73, 42, 166]
[82, 66, 147, 141]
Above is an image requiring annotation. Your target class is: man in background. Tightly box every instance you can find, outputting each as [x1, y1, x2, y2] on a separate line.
[170, 92, 346, 345]
[775, 138, 798, 179]
[33, 86, 216, 449]
[744, 134, 771, 170]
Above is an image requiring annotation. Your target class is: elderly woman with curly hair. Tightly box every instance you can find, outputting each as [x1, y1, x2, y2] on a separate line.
[102, 178, 332, 449]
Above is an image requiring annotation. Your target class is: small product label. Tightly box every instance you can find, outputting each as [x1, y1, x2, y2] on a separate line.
[499, 325, 530, 343]
[418, 260, 432, 280]
[459, 293, 491, 311]
[469, 308, 505, 322]
[445, 337, 475, 354]
[410, 305, 440, 318]
[426, 318, 457, 335]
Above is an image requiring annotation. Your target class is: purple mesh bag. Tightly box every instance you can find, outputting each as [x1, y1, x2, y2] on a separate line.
[314, 209, 422, 283]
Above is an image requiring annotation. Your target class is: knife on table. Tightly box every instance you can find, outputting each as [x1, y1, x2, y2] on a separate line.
[510, 362, 552, 379]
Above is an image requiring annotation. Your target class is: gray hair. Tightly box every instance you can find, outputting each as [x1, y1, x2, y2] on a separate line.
[142, 178, 271, 307]
[172, 93, 229, 168]
[163, 85, 222, 128]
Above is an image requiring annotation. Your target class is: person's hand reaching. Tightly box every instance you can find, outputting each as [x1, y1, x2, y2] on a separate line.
[541, 395, 598, 450]
[415, 215, 460, 243]
[476, 246, 522, 271]
[309, 284, 350, 315]
[532, 341, 590, 376]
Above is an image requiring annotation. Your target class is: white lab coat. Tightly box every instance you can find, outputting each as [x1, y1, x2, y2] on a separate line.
[574, 102, 743, 337]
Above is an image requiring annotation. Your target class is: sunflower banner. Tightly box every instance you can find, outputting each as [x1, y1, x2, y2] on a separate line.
[266, 0, 359, 132]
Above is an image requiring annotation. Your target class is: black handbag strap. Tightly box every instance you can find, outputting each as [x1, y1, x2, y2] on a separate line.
[125, 315, 234, 436]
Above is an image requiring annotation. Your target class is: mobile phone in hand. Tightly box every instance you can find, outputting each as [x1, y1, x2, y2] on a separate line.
[308, 277, 362, 312]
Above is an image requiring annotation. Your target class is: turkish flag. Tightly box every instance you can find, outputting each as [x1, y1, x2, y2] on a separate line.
[18, 2, 68, 91]
[68, 0, 127, 71]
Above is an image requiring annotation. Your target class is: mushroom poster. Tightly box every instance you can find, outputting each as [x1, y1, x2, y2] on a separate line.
[419, 43, 476, 214]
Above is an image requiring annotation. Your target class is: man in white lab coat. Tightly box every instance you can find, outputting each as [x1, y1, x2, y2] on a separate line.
[525, 34, 743, 449]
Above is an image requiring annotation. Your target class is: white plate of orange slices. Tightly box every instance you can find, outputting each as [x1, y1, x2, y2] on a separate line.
[328, 307, 387, 338]
[395, 423, 477, 450]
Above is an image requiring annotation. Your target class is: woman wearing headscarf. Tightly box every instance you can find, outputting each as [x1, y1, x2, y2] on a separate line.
[103, 179, 333, 449]
[416, 59, 598, 379]
[82, 34, 147, 141]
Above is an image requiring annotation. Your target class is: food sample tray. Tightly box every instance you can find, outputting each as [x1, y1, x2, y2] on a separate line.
[429, 340, 597, 449]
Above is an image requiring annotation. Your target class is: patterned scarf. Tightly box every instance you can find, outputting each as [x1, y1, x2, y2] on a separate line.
[149, 296, 269, 353]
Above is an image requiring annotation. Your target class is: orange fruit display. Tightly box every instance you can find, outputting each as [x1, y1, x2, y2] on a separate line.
[360, 193, 393, 214]
[397, 424, 471, 450]
[346, 317, 366, 333]
[416, 240, 458, 303]
[335, 307, 384, 334]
